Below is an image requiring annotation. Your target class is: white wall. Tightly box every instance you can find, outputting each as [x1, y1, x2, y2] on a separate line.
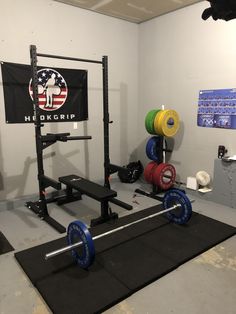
[0, 0, 138, 200]
[138, 2, 236, 183]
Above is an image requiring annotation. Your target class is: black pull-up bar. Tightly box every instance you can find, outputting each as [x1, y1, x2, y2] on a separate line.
[36, 52, 103, 65]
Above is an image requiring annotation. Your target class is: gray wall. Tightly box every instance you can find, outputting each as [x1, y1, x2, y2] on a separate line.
[0, 0, 139, 200]
[138, 2, 236, 183]
[1, 1, 236, 201]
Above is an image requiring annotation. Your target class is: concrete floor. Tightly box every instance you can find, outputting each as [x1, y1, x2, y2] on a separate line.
[0, 179, 235, 314]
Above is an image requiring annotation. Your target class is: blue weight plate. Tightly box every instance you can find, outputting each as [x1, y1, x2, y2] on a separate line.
[146, 136, 161, 161]
[67, 220, 95, 269]
[163, 189, 192, 225]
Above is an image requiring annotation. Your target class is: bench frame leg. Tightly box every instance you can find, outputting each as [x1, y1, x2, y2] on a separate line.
[90, 201, 118, 227]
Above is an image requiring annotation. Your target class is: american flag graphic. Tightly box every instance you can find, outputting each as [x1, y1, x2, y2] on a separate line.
[29, 68, 68, 111]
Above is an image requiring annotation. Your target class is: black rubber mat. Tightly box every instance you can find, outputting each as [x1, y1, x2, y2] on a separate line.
[0, 231, 14, 255]
[15, 205, 236, 314]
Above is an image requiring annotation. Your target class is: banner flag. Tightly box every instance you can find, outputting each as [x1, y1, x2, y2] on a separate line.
[1, 62, 88, 123]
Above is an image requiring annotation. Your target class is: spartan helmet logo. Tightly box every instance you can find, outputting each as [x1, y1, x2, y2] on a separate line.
[29, 68, 68, 111]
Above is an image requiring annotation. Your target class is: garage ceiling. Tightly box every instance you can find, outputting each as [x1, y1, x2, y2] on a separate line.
[53, 0, 203, 23]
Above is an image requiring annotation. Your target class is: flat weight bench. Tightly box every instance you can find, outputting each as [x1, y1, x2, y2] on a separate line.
[59, 175, 118, 226]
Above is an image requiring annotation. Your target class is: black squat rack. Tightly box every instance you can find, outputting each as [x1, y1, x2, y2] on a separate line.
[27, 45, 132, 233]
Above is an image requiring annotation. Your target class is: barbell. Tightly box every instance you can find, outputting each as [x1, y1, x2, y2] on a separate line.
[45, 189, 193, 269]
